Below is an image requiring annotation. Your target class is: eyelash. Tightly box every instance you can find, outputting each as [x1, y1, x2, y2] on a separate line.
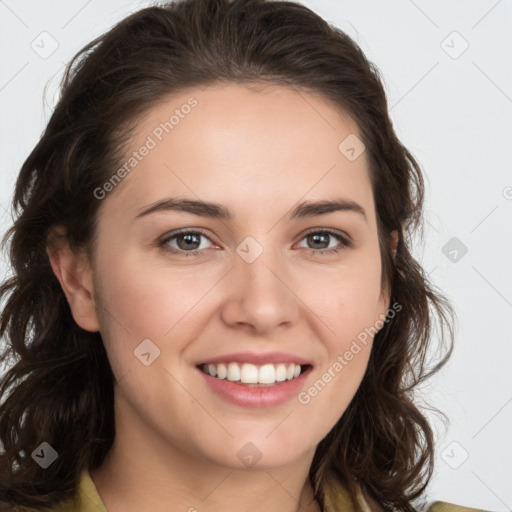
[158, 228, 352, 258]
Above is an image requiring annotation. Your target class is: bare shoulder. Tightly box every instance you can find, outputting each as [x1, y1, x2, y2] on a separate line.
[427, 500, 497, 512]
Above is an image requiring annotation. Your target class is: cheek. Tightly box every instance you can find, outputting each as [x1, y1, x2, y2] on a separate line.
[96, 252, 218, 339]
[93, 252, 235, 385]
[299, 257, 384, 339]
[310, 355, 370, 435]
[298, 275, 379, 427]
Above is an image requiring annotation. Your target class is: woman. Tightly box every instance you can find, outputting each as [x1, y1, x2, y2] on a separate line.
[0, 0, 489, 511]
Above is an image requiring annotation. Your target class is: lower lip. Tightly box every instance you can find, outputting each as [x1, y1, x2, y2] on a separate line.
[197, 366, 312, 408]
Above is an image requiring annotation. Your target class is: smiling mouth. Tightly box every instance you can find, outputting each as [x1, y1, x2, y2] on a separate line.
[197, 362, 312, 386]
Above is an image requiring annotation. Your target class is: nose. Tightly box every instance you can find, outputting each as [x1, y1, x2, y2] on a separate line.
[220, 249, 299, 335]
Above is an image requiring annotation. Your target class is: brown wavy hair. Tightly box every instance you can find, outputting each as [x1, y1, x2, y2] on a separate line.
[0, 0, 455, 510]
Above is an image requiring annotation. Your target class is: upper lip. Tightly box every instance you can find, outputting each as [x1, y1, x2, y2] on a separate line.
[197, 351, 312, 366]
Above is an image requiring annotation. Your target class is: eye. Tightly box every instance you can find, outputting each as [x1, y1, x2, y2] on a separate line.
[159, 229, 214, 257]
[296, 229, 351, 256]
[158, 228, 352, 258]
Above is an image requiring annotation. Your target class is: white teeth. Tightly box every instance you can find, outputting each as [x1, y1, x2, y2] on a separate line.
[217, 363, 227, 379]
[227, 362, 241, 381]
[275, 364, 287, 382]
[201, 362, 304, 384]
[240, 363, 259, 383]
[259, 364, 276, 384]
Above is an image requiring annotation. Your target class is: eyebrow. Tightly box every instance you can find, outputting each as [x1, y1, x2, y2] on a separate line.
[135, 197, 367, 223]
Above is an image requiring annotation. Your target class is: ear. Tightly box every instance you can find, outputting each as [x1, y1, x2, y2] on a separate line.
[377, 229, 400, 318]
[46, 226, 100, 332]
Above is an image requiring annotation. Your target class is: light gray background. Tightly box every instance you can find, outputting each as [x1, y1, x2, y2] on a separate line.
[1, 1, 511, 509]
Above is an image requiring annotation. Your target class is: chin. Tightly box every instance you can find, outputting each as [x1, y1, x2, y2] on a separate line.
[198, 437, 312, 471]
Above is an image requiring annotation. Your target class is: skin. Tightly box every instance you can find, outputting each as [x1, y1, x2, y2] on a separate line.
[48, 82, 397, 512]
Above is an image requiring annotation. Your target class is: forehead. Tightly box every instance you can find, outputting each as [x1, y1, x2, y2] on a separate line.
[99, 82, 375, 227]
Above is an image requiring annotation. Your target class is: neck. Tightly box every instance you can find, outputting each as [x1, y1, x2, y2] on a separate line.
[90, 448, 322, 512]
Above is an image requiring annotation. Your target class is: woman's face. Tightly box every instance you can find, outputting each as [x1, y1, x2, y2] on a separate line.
[75, 83, 393, 471]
